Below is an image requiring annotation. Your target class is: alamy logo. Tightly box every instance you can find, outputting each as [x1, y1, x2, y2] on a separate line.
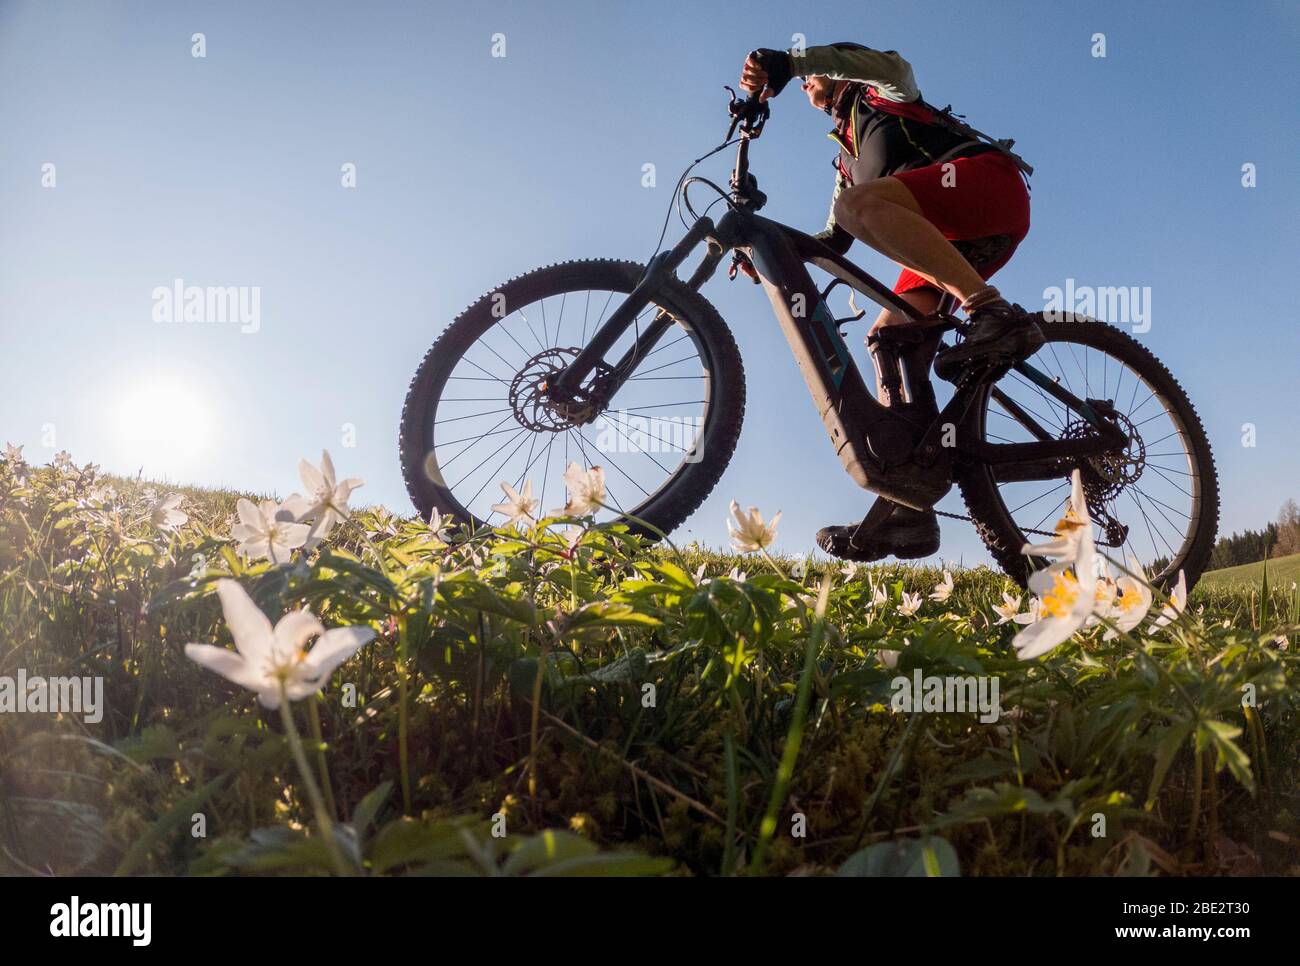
[1041, 278, 1151, 333]
[890, 670, 1001, 723]
[49, 897, 151, 946]
[0, 670, 103, 724]
[593, 410, 704, 463]
[151, 278, 261, 333]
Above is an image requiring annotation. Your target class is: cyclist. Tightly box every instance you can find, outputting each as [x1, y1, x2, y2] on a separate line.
[739, 42, 1043, 561]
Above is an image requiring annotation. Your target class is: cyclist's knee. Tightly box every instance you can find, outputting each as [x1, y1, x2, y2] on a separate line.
[835, 183, 891, 239]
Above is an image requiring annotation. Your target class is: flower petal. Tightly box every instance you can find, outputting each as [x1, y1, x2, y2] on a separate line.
[272, 609, 325, 659]
[215, 579, 273, 660]
[184, 644, 266, 692]
[299, 626, 375, 680]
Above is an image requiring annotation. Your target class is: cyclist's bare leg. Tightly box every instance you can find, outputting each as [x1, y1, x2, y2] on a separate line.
[837, 175, 1042, 378]
[834, 176, 990, 304]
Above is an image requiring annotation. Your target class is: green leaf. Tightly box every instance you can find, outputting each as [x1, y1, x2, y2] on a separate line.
[1199, 719, 1254, 794]
[368, 818, 481, 874]
[838, 836, 960, 877]
[501, 829, 596, 876]
[349, 781, 393, 841]
[1145, 721, 1192, 809]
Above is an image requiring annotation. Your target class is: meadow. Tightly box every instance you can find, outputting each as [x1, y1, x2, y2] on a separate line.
[1, 448, 1296, 877]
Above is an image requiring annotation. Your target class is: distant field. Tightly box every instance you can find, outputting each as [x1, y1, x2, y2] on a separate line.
[1201, 552, 1300, 589]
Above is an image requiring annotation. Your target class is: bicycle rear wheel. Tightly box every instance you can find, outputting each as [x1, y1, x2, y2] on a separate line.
[958, 314, 1219, 590]
[400, 259, 745, 536]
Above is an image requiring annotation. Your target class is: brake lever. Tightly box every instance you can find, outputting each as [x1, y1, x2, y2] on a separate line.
[724, 86, 770, 138]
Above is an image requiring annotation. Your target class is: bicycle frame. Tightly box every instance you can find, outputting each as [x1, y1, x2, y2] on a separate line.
[551, 105, 1128, 512]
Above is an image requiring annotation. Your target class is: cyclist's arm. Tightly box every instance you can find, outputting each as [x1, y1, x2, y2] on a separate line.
[790, 43, 920, 103]
[812, 171, 854, 255]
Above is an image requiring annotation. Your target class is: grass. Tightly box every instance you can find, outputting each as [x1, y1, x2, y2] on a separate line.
[1202, 552, 1300, 591]
[1, 451, 1298, 877]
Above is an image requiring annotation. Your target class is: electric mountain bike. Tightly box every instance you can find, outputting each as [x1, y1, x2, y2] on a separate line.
[400, 90, 1218, 589]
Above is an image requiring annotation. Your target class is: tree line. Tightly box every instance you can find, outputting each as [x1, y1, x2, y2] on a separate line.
[1205, 498, 1298, 570]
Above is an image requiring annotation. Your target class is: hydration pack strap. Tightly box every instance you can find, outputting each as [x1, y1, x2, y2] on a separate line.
[916, 96, 1034, 180]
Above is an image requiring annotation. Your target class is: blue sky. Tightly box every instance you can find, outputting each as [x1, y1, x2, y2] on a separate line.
[2, 0, 1297, 563]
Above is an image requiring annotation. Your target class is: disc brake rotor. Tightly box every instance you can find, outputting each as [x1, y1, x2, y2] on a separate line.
[508, 347, 613, 433]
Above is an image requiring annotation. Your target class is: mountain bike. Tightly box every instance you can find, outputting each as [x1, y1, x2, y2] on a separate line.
[400, 90, 1218, 589]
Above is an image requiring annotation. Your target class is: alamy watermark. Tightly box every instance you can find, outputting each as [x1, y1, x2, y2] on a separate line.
[152, 278, 261, 333]
[49, 897, 150, 946]
[1042, 278, 1151, 333]
[0, 670, 103, 724]
[890, 670, 1001, 723]
[593, 411, 704, 463]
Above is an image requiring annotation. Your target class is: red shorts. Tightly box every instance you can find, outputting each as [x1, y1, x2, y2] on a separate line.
[889, 150, 1031, 295]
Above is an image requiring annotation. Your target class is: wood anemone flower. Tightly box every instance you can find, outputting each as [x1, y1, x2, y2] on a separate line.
[184, 579, 374, 709]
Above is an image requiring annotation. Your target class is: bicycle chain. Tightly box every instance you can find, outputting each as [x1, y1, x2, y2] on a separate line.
[934, 506, 1059, 539]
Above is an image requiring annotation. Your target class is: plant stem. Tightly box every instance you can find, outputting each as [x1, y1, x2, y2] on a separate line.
[1187, 739, 1203, 842]
[307, 696, 338, 820]
[750, 574, 828, 873]
[397, 616, 412, 814]
[852, 710, 927, 851]
[759, 547, 788, 580]
[278, 686, 351, 876]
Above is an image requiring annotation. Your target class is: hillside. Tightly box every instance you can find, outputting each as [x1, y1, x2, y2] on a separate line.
[1201, 553, 1300, 590]
[2, 452, 1297, 877]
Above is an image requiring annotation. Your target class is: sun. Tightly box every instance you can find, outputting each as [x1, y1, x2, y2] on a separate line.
[110, 376, 214, 477]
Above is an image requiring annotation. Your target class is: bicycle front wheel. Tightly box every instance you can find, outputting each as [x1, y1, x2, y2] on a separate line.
[400, 259, 745, 536]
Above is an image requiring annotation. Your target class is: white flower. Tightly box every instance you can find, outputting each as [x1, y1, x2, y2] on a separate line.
[1101, 556, 1153, 640]
[1083, 560, 1117, 629]
[992, 592, 1022, 625]
[790, 554, 808, 580]
[1012, 597, 1043, 626]
[692, 562, 708, 585]
[727, 500, 780, 553]
[1013, 537, 1098, 661]
[3, 442, 23, 464]
[551, 462, 606, 517]
[898, 591, 923, 616]
[870, 582, 889, 608]
[490, 480, 538, 527]
[727, 567, 747, 583]
[298, 450, 364, 536]
[839, 561, 860, 581]
[929, 570, 954, 602]
[1011, 469, 1099, 660]
[149, 492, 188, 532]
[1151, 570, 1187, 630]
[1021, 471, 1091, 563]
[184, 579, 374, 709]
[231, 498, 310, 564]
[428, 508, 453, 543]
[879, 648, 900, 668]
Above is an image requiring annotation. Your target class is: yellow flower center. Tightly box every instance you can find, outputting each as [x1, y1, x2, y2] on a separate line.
[1054, 506, 1086, 535]
[1115, 587, 1141, 612]
[1041, 572, 1080, 619]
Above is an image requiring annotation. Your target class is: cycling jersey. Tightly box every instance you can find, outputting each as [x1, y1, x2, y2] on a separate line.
[790, 43, 997, 255]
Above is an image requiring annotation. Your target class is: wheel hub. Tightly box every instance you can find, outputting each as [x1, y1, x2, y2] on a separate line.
[508, 347, 612, 432]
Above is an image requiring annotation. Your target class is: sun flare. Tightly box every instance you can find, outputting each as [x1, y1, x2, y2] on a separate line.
[110, 376, 214, 476]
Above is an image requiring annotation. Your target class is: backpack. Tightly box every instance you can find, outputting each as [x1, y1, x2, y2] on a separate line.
[862, 87, 1034, 179]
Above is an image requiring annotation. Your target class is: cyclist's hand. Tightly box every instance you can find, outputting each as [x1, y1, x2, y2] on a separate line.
[741, 49, 793, 101]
